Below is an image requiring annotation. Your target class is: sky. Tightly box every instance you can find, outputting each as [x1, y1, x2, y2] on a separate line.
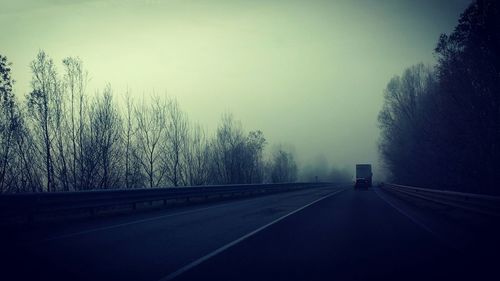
[0, 0, 471, 179]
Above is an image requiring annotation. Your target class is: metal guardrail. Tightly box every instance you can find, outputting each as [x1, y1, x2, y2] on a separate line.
[381, 183, 500, 217]
[0, 182, 332, 224]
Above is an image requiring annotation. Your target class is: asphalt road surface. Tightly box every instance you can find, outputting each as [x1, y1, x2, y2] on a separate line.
[3, 184, 498, 281]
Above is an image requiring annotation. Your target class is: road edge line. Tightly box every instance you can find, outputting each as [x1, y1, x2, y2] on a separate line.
[159, 187, 348, 281]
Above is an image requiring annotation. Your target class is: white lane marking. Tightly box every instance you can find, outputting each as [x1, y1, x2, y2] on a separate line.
[45, 186, 337, 241]
[159, 187, 348, 281]
[374, 187, 458, 250]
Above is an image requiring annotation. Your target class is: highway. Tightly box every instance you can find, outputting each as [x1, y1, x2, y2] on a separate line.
[2, 184, 498, 280]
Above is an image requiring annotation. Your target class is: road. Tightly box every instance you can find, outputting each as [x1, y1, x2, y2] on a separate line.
[2, 184, 498, 280]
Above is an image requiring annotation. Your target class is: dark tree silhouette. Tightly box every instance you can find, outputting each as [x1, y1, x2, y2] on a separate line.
[434, 0, 500, 194]
[0, 55, 19, 192]
[378, 64, 438, 187]
[379, 0, 500, 194]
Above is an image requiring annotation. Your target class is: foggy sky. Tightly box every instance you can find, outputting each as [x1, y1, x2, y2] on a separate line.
[0, 0, 470, 179]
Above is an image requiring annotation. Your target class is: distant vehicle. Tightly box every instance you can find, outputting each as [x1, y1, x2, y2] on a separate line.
[355, 164, 372, 188]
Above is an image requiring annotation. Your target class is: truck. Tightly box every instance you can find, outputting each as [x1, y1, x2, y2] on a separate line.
[355, 164, 372, 188]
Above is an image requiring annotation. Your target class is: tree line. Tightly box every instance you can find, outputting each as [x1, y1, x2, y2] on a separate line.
[378, 0, 500, 195]
[0, 51, 298, 193]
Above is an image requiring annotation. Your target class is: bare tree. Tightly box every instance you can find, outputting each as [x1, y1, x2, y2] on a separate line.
[79, 106, 99, 191]
[210, 114, 266, 184]
[268, 145, 298, 183]
[123, 91, 135, 188]
[211, 114, 246, 184]
[164, 99, 189, 186]
[14, 118, 42, 192]
[184, 123, 210, 185]
[62, 57, 88, 190]
[245, 130, 266, 183]
[90, 86, 122, 189]
[27, 51, 59, 192]
[0, 54, 21, 192]
[135, 97, 167, 188]
[53, 72, 69, 191]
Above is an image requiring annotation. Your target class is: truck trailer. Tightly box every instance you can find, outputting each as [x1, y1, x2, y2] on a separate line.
[355, 164, 372, 188]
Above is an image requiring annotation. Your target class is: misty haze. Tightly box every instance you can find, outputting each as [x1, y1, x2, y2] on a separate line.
[1, 0, 499, 280]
